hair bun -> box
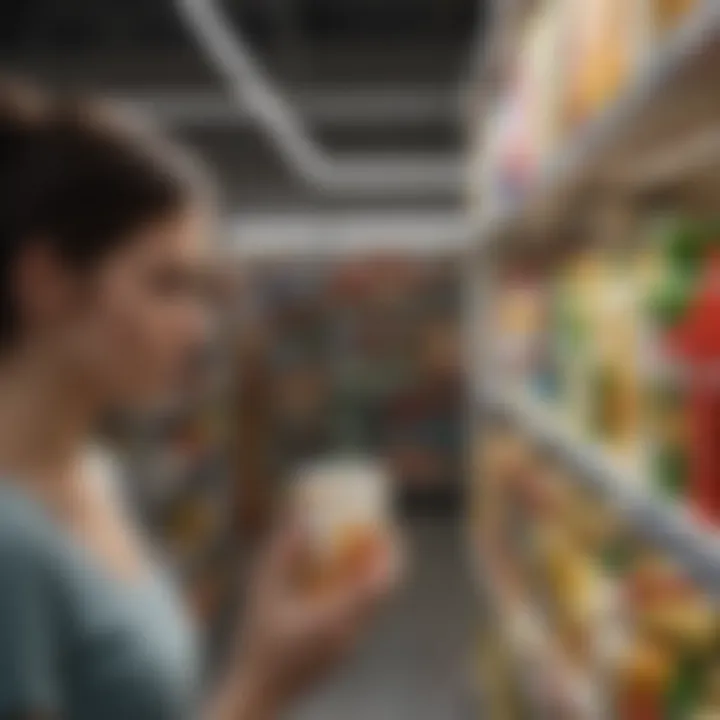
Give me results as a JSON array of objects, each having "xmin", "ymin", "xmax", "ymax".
[
  {"xmin": 0, "ymin": 76, "xmax": 204, "ymax": 350},
  {"xmin": 0, "ymin": 78, "xmax": 49, "ymax": 175},
  {"xmin": 0, "ymin": 77, "xmax": 47, "ymax": 122}
]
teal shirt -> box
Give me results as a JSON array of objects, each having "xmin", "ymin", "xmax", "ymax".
[{"xmin": 0, "ymin": 484, "xmax": 200, "ymax": 719}]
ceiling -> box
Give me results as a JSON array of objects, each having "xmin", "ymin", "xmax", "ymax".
[{"xmin": 1, "ymin": 0, "xmax": 487, "ymax": 216}]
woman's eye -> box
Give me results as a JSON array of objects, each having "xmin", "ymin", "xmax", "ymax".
[{"xmin": 149, "ymin": 267, "xmax": 202, "ymax": 297}]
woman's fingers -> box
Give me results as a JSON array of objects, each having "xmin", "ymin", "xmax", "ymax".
[
  {"xmin": 236, "ymin": 524, "xmax": 407, "ymax": 709},
  {"xmin": 303, "ymin": 532, "xmax": 406, "ymax": 639},
  {"xmin": 255, "ymin": 523, "xmax": 306, "ymax": 592},
  {"xmin": 367, "ymin": 532, "xmax": 406, "ymax": 595}
]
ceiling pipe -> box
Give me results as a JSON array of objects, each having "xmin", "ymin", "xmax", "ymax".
[
  {"xmin": 225, "ymin": 211, "xmax": 474, "ymax": 258},
  {"xmin": 175, "ymin": 0, "xmax": 465, "ymax": 197},
  {"xmin": 119, "ymin": 88, "xmax": 461, "ymax": 129}
]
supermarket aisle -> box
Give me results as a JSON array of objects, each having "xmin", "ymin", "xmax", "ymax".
[{"xmin": 289, "ymin": 520, "xmax": 478, "ymax": 720}]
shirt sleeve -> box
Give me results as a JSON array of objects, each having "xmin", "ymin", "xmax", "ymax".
[{"xmin": 0, "ymin": 539, "xmax": 61, "ymax": 716}]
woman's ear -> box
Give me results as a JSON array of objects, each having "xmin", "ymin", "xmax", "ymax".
[{"xmin": 13, "ymin": 239, "xmax": 78, "ymax": 338}]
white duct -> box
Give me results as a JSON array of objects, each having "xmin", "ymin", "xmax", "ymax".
[
  {"xmin": 225, "ymin": 211, "xmax": 474, "ymax": 258},
  {"xmin": 175, "ymin": 0, "xmax": 465, "ymax": 197}
]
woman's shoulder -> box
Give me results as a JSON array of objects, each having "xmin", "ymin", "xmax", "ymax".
[
  {"xmin": 0, "ymin": 484, "xmax": 63, "ymax": 573},
  {"xmin": 0, "ymin": 446, "xmax": 125, "ymax": 563}
]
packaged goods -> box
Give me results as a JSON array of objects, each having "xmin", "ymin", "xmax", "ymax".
[
  {"xmin": 647, "ymin": 219, "xmax": 720, "ymax": 523},
  {"xmin": 555, "ymin": 250, "xmax": 611, "ymax": 432},
  {"xmin": 473, "ymin": 0, "xmax": 719, "ymax": 704},
  {"xmin": 291, "ymin": 458, "xmax": 392, "ymax": 593},
  {"xmin": 615, "ymin": 637, "xmax": 673, "ymax": 719},
  {"xmin": 481, "ymin": 0, "xmax": 565, "ymax": 207},
  {"xmin": 500, "ymin": 215, "xmax": 720, "ymax": 517},
  {"xmin": 565, "ymin": 0, "xmax": 642, "ymax": 129},
  {"xmin": 486, "ymin": 91, "xmax": 534, "ymax": 210},
  {"xmin": 518, "ymin": 0, "xmax": 565, "ymax": 169},
  {"xmin": 647, "ymin": 380, "xmax": 690, "ymax": 500},
  {"xmin": 651, "ymin": 0, "xmax": 700, "ymax": 39},
  {"xmin": 642, "ymin": 220, "xmax": 696, "ymax": 502},
  {"xmin": 493, "ymin": 271, "xmax": 547, "ymax": 385},
  {"xmin": 588, "ymin": 254, "xmax": 643, "ymax": 463},
  {"xmin": 621, "ymin": 556, "xmax": 720, "ymax": 718},
  {"xmin": 551, "ymin": 246, "xmax": 644, "ymax": 463},
  {"xmin": 473, "ymin": 424, "xmax": 720, "ymax": 718}
]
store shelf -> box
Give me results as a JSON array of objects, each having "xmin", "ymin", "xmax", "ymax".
[
  {"xmin": 478, "ymin": 385, "xmax": 720, "ymax": 599},
  {"xmin": 478, "ymin": 1, "xmax": 720, "ymax": 247},
  {"xmin": 471, "ymin": 551, "xmax": 545, "ymax": 715},
  {"xmin": 472, "ymin": 547, "xmax": 603, "ymax": 718}
]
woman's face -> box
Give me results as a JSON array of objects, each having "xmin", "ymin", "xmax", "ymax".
[{"xmin": 54, "ymin": 208, "xmax": 211, "ymax": 411}]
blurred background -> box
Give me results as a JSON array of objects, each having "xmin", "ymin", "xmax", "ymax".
[
  {"xmin": 5, "ymin": 1, "xmax": 720, "ymax": 719},
  {"xmin": 0, "ymin": 2, "xmax": 480, "ymax": 718}
]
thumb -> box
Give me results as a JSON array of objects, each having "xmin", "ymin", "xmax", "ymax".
[{"xmin": 256, "ymin": 523, "xmax": 307, "ymax": 592}]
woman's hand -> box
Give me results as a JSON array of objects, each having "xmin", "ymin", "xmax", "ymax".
[{"xmin": 210, "ymin": 526, "xmax": 402, "ymax": 720}]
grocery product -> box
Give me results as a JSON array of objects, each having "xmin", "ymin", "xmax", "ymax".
[
  {"xmin": 564, "ymin": 0, "xmax": 643, "ymax": 129},
  {"xmin": 493, "ymin": 271, "xmax": 547, "ymax": 386},
  {"xmin": 615, "ymin": 636, "xmax": 674, "ymax": 719},
  {"xmin": 550, "ymin": 245, "xmax": 645, "ymax": 465},
  {"xmin": 551, "ymin": 254, "xmax": 593, "ymax": 425},
  {"xmin": 480, "ymin": 94, "xmax": 532, "ymax": 214},
  {"xmin": 291, "ymin": 458, "xmax": 393, "ymax": 593},
  {"xmin": 640, "ymin": 220, "xmax": 696, "ymax": 501},
  {"xmin": 518, "ymin": 0, "xmax": 565, "ymax": 169},
  {"xmin": 651, "ymin": 0, "xmax": 700, "ymax": 39},
  {"xmin": 473, "ymin": 424, "xmax": 720, "ymax": 719},
  {"xmin": 647, "ymin": 380, "xmax": 690, "ymax": 500},
  {"xmin": 472, "ymin": 0, "xmax": 717, "ymax": 713},
  {"xmin": 646, "ymin": 218, "xmax": 720, "ymax": 524},
  {"xmin": 589, "ymin": 254, "xmax": 644, "ymax": 463},
  {"xmin": 480, "ymin": 0, "xmax": 566, "ymax": 208},
  {"xmin": 478, "ymin": 0, "xmax": 703, "ymax": 219},
  {"xmin": 493, "ymin": 214, "xmax": 720, "ymax": 518}
]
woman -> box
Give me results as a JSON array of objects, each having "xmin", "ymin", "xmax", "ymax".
[{"xmin": 0, "ymin": 81, "xmax": 398, "ymax": 720}]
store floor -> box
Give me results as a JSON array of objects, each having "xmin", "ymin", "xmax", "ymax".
[{"xmin": 288, "ymin": 519, "xmax": 479, "ymax": 720}]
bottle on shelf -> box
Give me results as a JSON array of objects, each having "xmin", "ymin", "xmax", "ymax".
[{"xmin": 647, "ymin": 218, "xmax": 720, "ymax": 524}]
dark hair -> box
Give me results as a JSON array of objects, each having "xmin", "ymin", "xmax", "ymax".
[{"xmin": 0, "ymin": 78, "xmax": 209, "ymax": 347}]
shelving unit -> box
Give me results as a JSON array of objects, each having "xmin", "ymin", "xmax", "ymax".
[
  {"xmin": 474, "ymin": 1, "xmax": 720, "ymax": 248},
  {"xmin": 469, "ymin": 1, "xmax": 720, "ymax": 716},
  {"xmin": 474, "ymin": 547, "xmax": 603, "ymax": 718},
  {"xmin": 470, "ymin": 0, "xmax": 720, "ymax": 586},
  {"xmin": 480, "ymin": 385, "xmax": 720, "ymax": 598}
]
